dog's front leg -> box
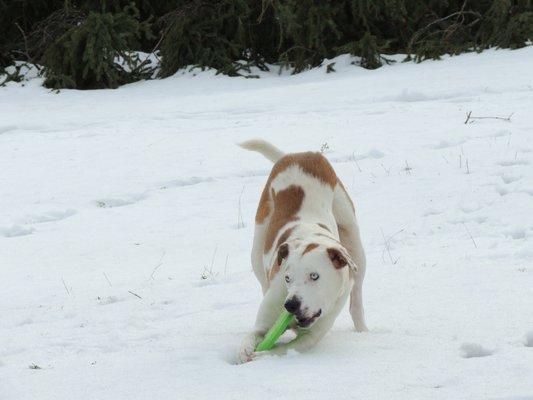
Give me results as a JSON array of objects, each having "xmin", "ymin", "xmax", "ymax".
[
  {"xmin": 236, "ymin": 280, "xmax": 286, "ymax": 364},
  {"xmin": 256, "ymin": 312, "xmax": 337, "ymax": 359}
]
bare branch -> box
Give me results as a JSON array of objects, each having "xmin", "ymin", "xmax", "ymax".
[
  {"xmin": 465, "ymin": 111, "xmax": 514, "ymax": 123},
  {"xmin": 150, "ymin": 251, "xmax": 166, "ymax": 280},
  {"xmin": 102, "ymin": 272, "xmax": 112, "ymax": 287},
  {"xmin": 128, "ymin": 290, "xmax": 142, "ymax": 299},
  {"xmin": 62, "ymin": 278, "xmax": 71, "ymax": 296},
  {"xmin": 462, "ymin": 223, "xmax": 477, "ymax": 248}
]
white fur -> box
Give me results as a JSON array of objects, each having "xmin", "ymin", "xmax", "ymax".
[
  {"xmin": 236, "ymin": 140, "xmax": 368, "ymax": 363},
  {"xmin": 238, "ymin": 139, "xmax": 285, "ymax": 163}
]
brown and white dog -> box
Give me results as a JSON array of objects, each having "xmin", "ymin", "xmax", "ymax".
[{"xmin": 236, "ymin": 139, "xmax": 368, "ymax": 363}]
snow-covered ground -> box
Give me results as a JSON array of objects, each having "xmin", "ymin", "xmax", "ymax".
[{"xmin": 1, "ymin": 48, "xmax": 533, "ymax": 400}]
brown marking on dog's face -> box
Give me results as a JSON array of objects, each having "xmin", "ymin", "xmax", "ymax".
[
  {"xmin": 255, "ymin": 152, "xmax": 337, "ymax": 224},
  {"xmin": 268, "ymin": 243, "xmax": 289, "ymax": 281},
  {"xmin": 327, "ymin": 248, "xmax": 348, "ymax": 269},
  {"xmin": 264, "ymin": 185, "xmax": 304, "ymax": 253},
  {"xmin": 317, "ymin": 223, "xmax": 331, "ymax": 232},
  {"xmin": 276, "ymin": 227, "xmax": 295, "ymax": 250},
  {"xmin": 277, "ymin": 243, "xmax": 289, "ymax": 265},
  {"xmin": 302, "ymin": 243, "xmax": 319, "ymax": 256}
]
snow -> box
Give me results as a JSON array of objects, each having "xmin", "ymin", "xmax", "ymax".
[
  {"xmin": 459, "ymin": 342, "xmax": 494, "ymax": 358},
  {"xmin": 1, "ymin": 47, "xmax": 533, "ymax": 399},
  {"xmin": 525, "ymin": 331, "xmax": 533, "ymax": 347}
]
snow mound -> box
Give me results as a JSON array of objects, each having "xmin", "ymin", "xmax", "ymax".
[
  {"xmin": 459, "ymin": 343, "xmax": 494, "ymax": 358},
  {"xmin": 524, "ymin": 331, "xmax": 533, "ymax": 347},
  {"xmin": 1, "ymin": 224, "xmax": 34, "ymax": 237}
]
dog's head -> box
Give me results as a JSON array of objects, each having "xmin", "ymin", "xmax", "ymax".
[{"xmin": 277, "ymin": 240, "xmax": 357, "ymax": 328}]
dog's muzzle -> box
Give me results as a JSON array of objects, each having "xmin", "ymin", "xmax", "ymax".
[{"xmin": 296, "ymin": 309, "xmax": 322, "ymax": 328}]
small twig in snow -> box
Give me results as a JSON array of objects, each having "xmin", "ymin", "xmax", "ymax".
[
  {"xmin": 462, "ymin": 223, "xmax": 477, "ymax": 249},
  {"xmin": 404, "ymin": 160, "xmax": 413, "ymax": 175},
  {"xmin": 128, "ymin": 290, "xmax": 142, "ymax": 299},
  {"xmin": 380, "ymin": 228, "xmax": 403, "ymax": 265},
  {"xmin": 150, "ymin": 251, "xmax": 166, "ymax": 281},
  {"xmin": 201, "ymin": 246, "xmax": 219, "ymax": 280},
  {"xmin": 102, "ymin": 272, "xmax": 112, "ymax": 287},
  {"xmin": 224, "ymin": 254, "xmax": 229, "ymax": 276},
  {"xmin": 62, "ymin": 278, "xmax": 71, "ymax": 296},
  {"xmin": 351, "ymin": 151, "xmax": 362, "ymax": 172},
  {"xmin": 465, "ymin": 111, "xmax": 514, "ymax": 124},
  {"xmin": 237, "ymin": 186, "xmax": 245, "ymax": 229},
  {"xmin": 210, "ymin": 246, "xmax": 217, "ymax": 270}
]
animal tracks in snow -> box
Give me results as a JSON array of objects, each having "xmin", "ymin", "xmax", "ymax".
[
  {"xmin": 497, "ymin": 158, "xmax": 530, "ymax": 167},
  {"xmin": 15, "ymin": 209, "xmax": 77, "ymax": 225},
  {"xmin": 500, "ymin": 173, "xmax": 522, "ymax": 184},
  {"xmin": 428, "ymin": 139, "xmax": 466, "ymax": 150},
  {"xmin": 159, "ymin": 176, "xmax": 214, "ymax": 189},
  {"xmin": 459, "ymin": 342, "xmax": 494, "ymax": 358},
  {"xmin": 94, "ymin": 193, "xmax": 147, "ymax": 209},
  {"xmin": 0, "ymin": 225, "xmax": 34, "ymax": 238},
  {"xmin": 94, "ymin": 177, "xmax": 214, "ymax": 210},
  {"xmin": 524, "ymin": 331, "xmax": 533, "ymax": 347},
  {"xmin": 1, "ymin": 209, "xmax": 76, "ymax": 238}
]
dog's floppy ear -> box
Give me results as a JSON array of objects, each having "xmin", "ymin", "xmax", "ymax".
[
  {"xmin": 327, "ymin": 247, "xmax": 358, "ymax": 272},
  {"xmin": 277, "ymin": 243, "xmax": 289, "ymax": 265}
]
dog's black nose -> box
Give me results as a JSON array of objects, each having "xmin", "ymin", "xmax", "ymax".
[{"xmin": 284, "ymin": 297, "xmax": 301, "ymax": 314}]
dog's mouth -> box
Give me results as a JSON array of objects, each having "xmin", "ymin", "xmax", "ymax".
[{"xmin": 296, "ymin": 309, "xmax": 322, "ymax": 328}]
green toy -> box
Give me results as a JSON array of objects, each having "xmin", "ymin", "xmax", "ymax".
[{"xmin": 255, "ymin": 310, "xmax": 294, "ymax": 352}]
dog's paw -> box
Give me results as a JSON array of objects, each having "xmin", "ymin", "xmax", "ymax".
[
  {"xmin": 235, "ymin": 350, "xmax": 253, "ymax": 364},
  {"xmin": 235, "ymin": 333, "xmax": 261, "ymax": 364},
  {"xmin": 250, "ymin": 350, "xmax": 272, "ymax": 361}
]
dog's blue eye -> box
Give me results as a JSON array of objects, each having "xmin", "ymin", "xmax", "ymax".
[
  {"xmin": 310, "ymin": 272, "xmax": 319, "ymax": 281},
  {"xmin": 285, "ymin": 275, "xmax": 290, "ymax": 283}
]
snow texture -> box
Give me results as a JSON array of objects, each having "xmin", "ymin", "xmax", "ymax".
[
  {"xmin": 1, "ymin": 48, "xmax": 533, "ymax": 400},
  {"xmin": 459, "ymin": 342, "xmax": 494, "ymax": 358}
]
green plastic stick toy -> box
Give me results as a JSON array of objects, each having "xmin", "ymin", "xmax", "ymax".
[{"xmin": 255, "ymin": 310, "xmax": 294, "ymax": 351}]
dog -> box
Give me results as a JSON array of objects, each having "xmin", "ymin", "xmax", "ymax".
[{"xmin": 236, "ymin": 139, "xmax": 368, "ymax": 363}]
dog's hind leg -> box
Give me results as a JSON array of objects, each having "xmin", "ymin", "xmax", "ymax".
[
  {"xmin": 332, "ymin": 183, "xmax": 369, "ymax": 332},
  {"xmin": 348, "ymin": 272, "xmax": 368, "ymax": 332},
  {"xmin": 251, "ymin": 221, "xmax": 269, "ymax": 295}
]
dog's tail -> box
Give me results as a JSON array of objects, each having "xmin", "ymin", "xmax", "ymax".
[{"xmin": 238, "ymin": 139, "xmax": 284, "ymax": 164}]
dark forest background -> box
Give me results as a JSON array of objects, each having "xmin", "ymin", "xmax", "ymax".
[{"xmin": 1, "ymin": 0, "xmax": 532, "ymax": 89}]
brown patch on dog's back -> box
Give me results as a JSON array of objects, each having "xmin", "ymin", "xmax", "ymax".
[
  {"xmin": 264, "ymin": 185, "xmax": 304, "ymax": 253},
  {"xmin": 255, "ymin": 188, "xmax": 271, "ymax": 224},
  {"xmin": 255, "ymin": 152, "xmax": 337, "ymax": 224},
  {"xmin": 302, "ymin": 243, "xmax": 319, "ymax": 256},
  {"xmin": 287, "ymin": 152, "xmax": 337, "ymax": 188}
]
